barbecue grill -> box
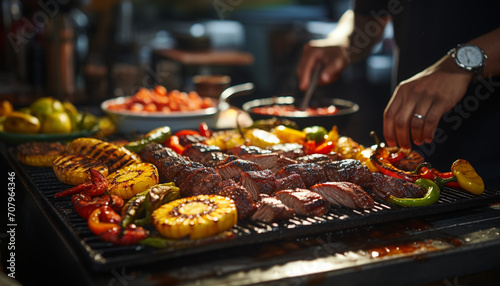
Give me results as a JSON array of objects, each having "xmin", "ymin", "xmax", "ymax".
[{"xmin": 4, "ymin": 147, "xmax": 500, "ymax": 286}]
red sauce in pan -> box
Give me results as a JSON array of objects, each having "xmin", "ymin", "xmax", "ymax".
[{"xmin": 251, "ymin": 104, "xmax": 338, "ymax": 116}]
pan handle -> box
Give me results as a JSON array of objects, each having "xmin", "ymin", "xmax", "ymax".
[{"xmin": 219, "ymin": 82, "xmax": 255, "ymax": 103}]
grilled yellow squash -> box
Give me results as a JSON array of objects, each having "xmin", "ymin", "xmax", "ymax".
[
  {"xmin": 68, "ymin": 137, "xmax": 140, "ymax": 173},
  {"xmin": 152, "ymin": 195, "xmax": 237, "ymax": 239},
  {"xmin": 52, "ymin": 155, "xmax": 109, "ymax": 185},
  {"xmin": 107, "ymin": 163, "xmax": 159, "ymax": 200},
  {"xmin": 17, "ymin": 142, "xmax": 67, "ymax": 167}
]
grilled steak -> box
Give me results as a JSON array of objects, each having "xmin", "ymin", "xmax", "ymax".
[
  {"xmin": 296, "ymin": 152, "xmax": 342, "ymax": 165},
  {"xmin": 251, "ymin": 197, "xmax": 294, "ymax": 223},
  {"xmin": 182, "ymin": 143, "xmax": 229, "ymax": 167},
  {"xmin": 240, "ymin": 170, "xmax": 277, "ymax": 199},
  {"xmin": 310, "ymin": 181, "xmax": 374, "ymax": 209},
  {"xmin": 179, "ymin": 167, "xmax": 222, "ymax": 197},
  {"xmin": 276, "ymin": 163, "xmax": 326, "ymax": 188},
  {"xmin": 370, "ymin": 173, "xmax": 426, "ymax": 200},
  {"xmin": 275, "ymin": 174, "xmax": 306, "ymax": 191},
  {"xmin": 216, "ymin": 159, "xmax": 261, "ymax": 180},
  {"xmin": 217, "ymin": 180, "xmax": 257, "ymax": 220},
  {"xmin": 323, "ymin": 159, "xmax": 374, "ymax": 188},
  {"xmin": 267, "ymin": 143, "xmax": 305, "ymax": 159},
  {"xmin": 275, "ymin": 188, "xmax": 329, "ymax": 217}
]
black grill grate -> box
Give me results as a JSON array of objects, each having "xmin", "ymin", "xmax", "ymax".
[{"xmin": 12, "ymin": 150, "xmax": 500, "ymax": 272}]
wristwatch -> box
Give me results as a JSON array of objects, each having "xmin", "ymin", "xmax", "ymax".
[{"xmin": 448, "ymin": 44, "xmax": 487, "ymax": 77}]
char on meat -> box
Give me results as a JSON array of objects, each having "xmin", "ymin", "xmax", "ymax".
[
  {"xmin": 310, "ymin": 181, "xmax": 374, "ymax": 209},
  {"xmin": 240, "ymin": 170, "xmax": 277, "ymax": 199},
  {"xmin": 275, "ymin": 188, "xmax": 329, "ymax": 217},
  {"xmin": 276, "ymin": 163, "xmax": 326, "ymax": 188},
  {"xmin": 216, "ymin": 179, "xmax": 256, "ymax": 220},
  {"xmin": 228, "ymin": 145, "xmax": 297, "ymax": 173},
  {"xmin": 323, "ymin": 159, "xmax": 374, "ymax": 188},
  {"xmin": 178, "ymin": 134, "xmax": 207, "ymax": 146},
  {"xmin": 251, "ymin": 197, "xmax": 295, "ymax": 223},
  {"xmin": 296, "ymin": 152, "xmax": 342, "ymax": 165},
  {"xmin": 216, "ymin": 158, "xmax": 261, "ymax": 180},
  {"xmin": 275, "ymin": 174, "xmax": 306, "ymax": 192},
  {"xmin": 267, "ymin": 143, "xmax": 305, "ymax": 159},
  {"xmin": 370, "ymin": 173, "xmax": 425, "ymax": 200},
  {"xmin": 179, "ymin": 167, "xmax": 222, "ymax": 197},
  {"xmin": 182, "ymin": 143, "xmax": 229, "ymax": 167}
]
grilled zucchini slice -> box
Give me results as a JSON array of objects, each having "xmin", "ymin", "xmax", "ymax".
[
  {"xmin": 107, "ymin": 163, "xmax": 159, "ymax": 200},
  {"xmin": 152, "ymin": 195, "xmax": 237, "ymax": 239},
  {"xmin": 52, "ymin": 155, "xmax": 109, "ymax": 185}
]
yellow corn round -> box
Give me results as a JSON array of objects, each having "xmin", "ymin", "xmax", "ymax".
[
  {"xmin": 152, "ymin": 195, "xmax": 237, "ymax": 239},
  {"xmin": 107, "ymin": 163, "xmax": 159, "ymax": 199}
]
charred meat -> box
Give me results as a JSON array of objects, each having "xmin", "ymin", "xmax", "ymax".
[
  {"xmin": 217, "ymin": 180, "xmax": 257, "ymax": 220},
  {"xmin": 370, "ymin": 173, "xmax": 426, "ymax": 200},
  {"xmin": 179, "ymin": 167, "xmax": 222, "ymax": 197},
  {"xmin": 267, "ymin": 143, "xmax": 305, "ymax": 159},
  {"xmin": 216, "ymin": 159, "xmax": 261, "ymax": 180},
  {"xmin": 275, "ymin": 188, "xmax": 329, "ymax": 217},
  {"xmin": 275, "ymin": 174, "xmax": 306, "ymax": 192},
  {"xmin": 240, "ymin": 170, "xmax": 277, "ymax": 199},
  {"xmin": 310, "ymin": 181, "xmax": 374, "ymax": 209},
  {"xmin": 251, "ymin": 197, "xmax": 295, "ymax": 223},
  {"xmin": 323, "ymin": 159, "xmax": 374, "ymax": 188},
  {"xmin": 276, "ymin": 163, "xmax": 326, "ymax": 188}
]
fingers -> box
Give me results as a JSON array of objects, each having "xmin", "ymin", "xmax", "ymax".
[{"xmin": 297, "ymin": 44, "xmax": 318, "ymax": 91}]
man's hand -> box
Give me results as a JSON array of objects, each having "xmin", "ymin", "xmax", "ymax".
[{"xmin": 383, "ymin": 55, "xmax": 473, "ymax": 149}]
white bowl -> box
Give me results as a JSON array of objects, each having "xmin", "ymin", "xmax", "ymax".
[{"xmin": 101, "ymin": 96, "xmax": 222, "ymax": 135}]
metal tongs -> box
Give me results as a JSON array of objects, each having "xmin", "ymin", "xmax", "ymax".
[{"xmin": 300, "ymin": 63, "xmax": 322, "ymax": 110}]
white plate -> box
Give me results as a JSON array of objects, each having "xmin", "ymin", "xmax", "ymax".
[{"xmin": 100, "ymin": 97, "xmax": 222, "ymax": 134}]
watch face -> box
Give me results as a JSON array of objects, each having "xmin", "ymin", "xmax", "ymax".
[{"xmin": 456, "ymin": 45, "xmax": 484, "ymax": 69}]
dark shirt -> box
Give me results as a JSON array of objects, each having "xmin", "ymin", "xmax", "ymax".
[{"xmin": 353, "ymin": 0, "xmax": 500, "ymax": 188}]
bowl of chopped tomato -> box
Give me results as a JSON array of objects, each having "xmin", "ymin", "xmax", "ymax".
[
  {"xmin": 242, "ymin": 96, "xmax": 359, "ymax": 128},
  {"xmin": 101, "ymin": 85, "xmax": 222, "ymax": 134}
]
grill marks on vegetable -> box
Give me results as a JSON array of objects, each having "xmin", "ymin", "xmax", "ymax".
[{"xmin": 139, "ymin": 142, "xmax": 425, "ymax": 223}]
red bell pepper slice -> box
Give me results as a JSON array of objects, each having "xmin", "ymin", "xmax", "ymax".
[
  {"xmin": 167, "ymin": 135, "xmax": 185, "ymax": 154},
  {"xmin": 88, "ymin": 206, "xmax": 121, "ymax": 236},
  {"xmin": 198, "ymin": 122, "xmax": 212, "ymax": 137}
]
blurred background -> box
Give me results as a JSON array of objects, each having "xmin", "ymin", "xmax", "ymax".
[{"xmin": 0, "ymin": 0, "xmax": 395, "ymax": 144}]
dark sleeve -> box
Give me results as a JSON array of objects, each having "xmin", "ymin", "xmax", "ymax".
[{"xmin": 352, "ymin": 0, "xmax": 389, "ymax": 15}]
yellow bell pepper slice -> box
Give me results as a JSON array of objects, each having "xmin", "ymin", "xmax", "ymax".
[{"xmin": 451, "ymin": 159, "xmax": 485, "ymax": 195}]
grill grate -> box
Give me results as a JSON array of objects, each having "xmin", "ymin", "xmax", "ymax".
[{"xmin": 12, "ymin": 150, "xmax": 500, "ymax": 272}]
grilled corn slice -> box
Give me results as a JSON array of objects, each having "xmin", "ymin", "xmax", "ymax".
[
  {"xmin": 17, "ymin": 142, "xmax": 67, "ymax": 167},
  {"xmin": 68, "ymin": 137, "xmax": 140, "ymax": 173},
  {"xmin": 52, "ymin": 155, "xmax": 109, "ymax": 185},
  {"xmin": 152, "ymin": 195, "xmax": 237, "ymax": 239},
  {"xmin": 107, "ymin": 163, "xmax": 159, "ymax": 200}
]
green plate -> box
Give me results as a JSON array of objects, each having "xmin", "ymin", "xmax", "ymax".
[{"xmin": 0, "ymin": 127, "xmax": 99, "ymax": 145}]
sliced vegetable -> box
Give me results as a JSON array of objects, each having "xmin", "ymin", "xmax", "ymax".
[
  {"xmin": 152, "ymin": 195, "xmax": 237, "ymax": 239},
  {"xmin": 387, "ymin": 178, "xmax": 440, "ymax": 207},
  {"xmin": 451, "ymin": 159, "xmax": 485, "ymax": 195},
  {"xmin": 167, "ymin": 135, "xmax": 185, "ymax": 154},
  {"xmin": 100, "ymin": 224, "xmax": 149, "ymax": 245},
  {"xmin": 244, "ymin": 128, "xmax": 281, "ymax": 148},
  {"xmin": 303, "ymin": 126, "xmax": 328, "ymax": 143},
  {"xmin": 314, "ymin": 140, "xmax": 335, "ymax": 154},
  {"xmin": 198, "ymin": 122, "xmax": 212, "ymax": 137},
  {"xmin": 88, "ymin": 206, "xmax": 121, "ymax": 236},
  {"xmin": 274, "ymin": 125, "xmax": 306, "ymax": 143},
  {"xmin": 124, "ymin": 126, "xmax": 171, "ymax": 153}
]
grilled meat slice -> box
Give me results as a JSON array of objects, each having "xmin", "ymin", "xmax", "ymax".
[
  {"xmin": 216, "ymin": 159, "xmax": 261, "ymax": 180},
  {"xmin": 240, "ymin": 170, "xmax": 277, "ymax": 199},
  {"xmin": 251, "ymin": 197, "xmax": 295, "ymax": 223},
  {"xmin": 276, "ymin": 163, "xmax": 326, "ymax": 188},
  {"xmin": 323, "ymin": 159, "xmax": 374, "ymax": 188},
  {"xmin": 268, "ymin": 143, "xmax": 305, "ymax": 159},
  {"xmin": 310, "ymin": 182, "xmax": 374, "ymax": 209},
  {"xmin": 178, "ymin": 134, "xmax": 208, "ymax": 146},
  {"xmin": 217, "ymin": 180, "xmax": 256, "ymax": 220},
  {"xmin": 275, "ymin": 188, "xmax": 329, "ymax": 217},
  {"xmin": 275, "ymin": 174, "xmax": 306, "ymax": 192},
  {"xmin": 179, "ymin": 167, "xmax": 222, "ymax": 197},
  {"xmin": 370, "ymin": 173, "xmax": 426, "ymax": 200},
  {"xmin": 296, "ymin": 152, "xmax": 342, "ymax": 165},
  {"xmin": 182, "ymin": 143, "xmax": 229, "ymax": 167},
  {"xmin": 139, "ymin": 142, "xmax": 183, "ymax": 163},
  {"xmin": 227, "ymin": 145, "xmax": 273, "ymax": 157}
]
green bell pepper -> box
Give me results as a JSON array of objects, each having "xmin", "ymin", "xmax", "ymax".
[{"xmin": 387, "ymin": 178, "xmax": 440, "ymax": 207}]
